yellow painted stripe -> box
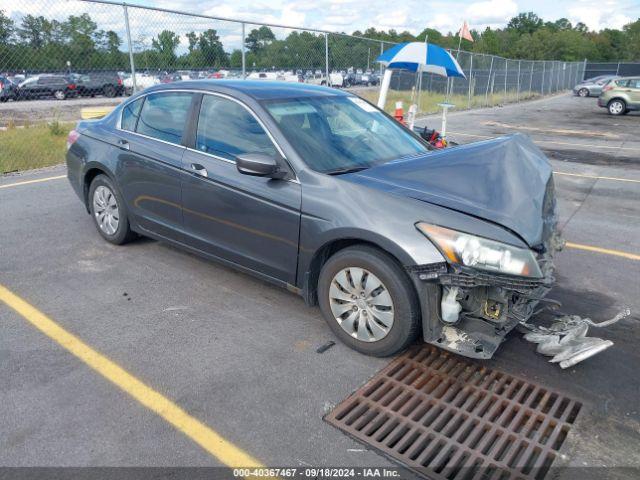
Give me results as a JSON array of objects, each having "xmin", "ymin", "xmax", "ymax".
[
  {"xmin": 553, "ymin": 171, "xmax": 640, "ymax": 184},
  {"xmin": 566, "ymin": 242, "xmax": 640, "ymax": 261},
  {"xmin": 0, "ymin": 175, "xmax": 66, "ymax": 189},
  {"xmin": 0, "ymin": 283, "xmax": 263, "ymax": 467}
]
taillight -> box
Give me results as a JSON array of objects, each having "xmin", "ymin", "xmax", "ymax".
[
  {"xmin": 67, "ymin": 129, "xmax": 80, "ymax": 150},
  {"xmin": 68, "ymin": 83, "xmax": 76, "ymax": 90},
  {"xmin": 118, "ymin": 77, "xmax": 123, "ymax": 85},
  {"xmin": 602, "ymin": 83, "xmax": 614, "ymax": 92}
]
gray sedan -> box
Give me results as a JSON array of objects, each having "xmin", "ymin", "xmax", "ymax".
[
  {"xmin": 66, "ymin": 80, "xmax": 560, "ymax": 361},
  {"xmin": 573, "ymin": 75, "xmax": 619, "ymax": 97}
]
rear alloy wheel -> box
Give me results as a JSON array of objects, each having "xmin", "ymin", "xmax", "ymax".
[
  {"xmin": 577, "ymin": 88, "xmax": 589, "ymax": 97},
  {"xmin": 608, "ymin": 99, "xmax": 626, "ymax": 115},
  {"xmin": 103, "ymin": 84, "xmax": 116, "ymax": 97},
  {"xmin": 88, "ymin": 175, "xmax": 136, "ymax": 245},
  {"xmin": 53, "ymin": 89, "xmax": 66, "ymax": 100},
  {"xmin": 318, "ymin": 246, "xmax": 420, "ymax": 357}
]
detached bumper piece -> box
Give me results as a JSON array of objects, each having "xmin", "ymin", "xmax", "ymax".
[{"xmin": 521, "ymin": 309, "xmax": 630, "ymax": 369}]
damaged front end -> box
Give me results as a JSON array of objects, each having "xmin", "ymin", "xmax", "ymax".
[{"xmin": 412, "ymin": 177, "xmax": 625, "ymax": 368}]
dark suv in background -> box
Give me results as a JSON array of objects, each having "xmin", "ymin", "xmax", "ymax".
[
  {"xmin": 75, "ymin": 72, "xmax": 124, "ymax": 97},
  {"xmin": 17, "ymin": 74, "xmax": 78, "ymax": 100}
]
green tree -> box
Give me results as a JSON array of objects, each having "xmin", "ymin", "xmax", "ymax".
[
  {"xmin": 245, "ymin": 26, "xmax": 275, "ymax": 53},
  {"xmin": 152, "ymin": 30, "xmax": 180, "ymax": 67},
  {"xmin": 18, "ymin": 15, "xmax": 51, "ymax": 48},
  {"xmin": 507, "ymin": 12, "xmax": 543, "ymax": 35},
  {"xmin": 0, "ymin": 9, "xmax": 14, "ymax": 43}
]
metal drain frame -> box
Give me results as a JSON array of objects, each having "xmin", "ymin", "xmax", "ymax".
[{"xmin": 325, "ymin": 346, "xmax": 582, "ymax": 480}]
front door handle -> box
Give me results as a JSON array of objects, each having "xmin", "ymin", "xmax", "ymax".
[
  {"xmin": 190, "ymin": 163, "xmax": 208, "ymax": 177},
  {"xmin": 117, "ymin": 139, "xmax": 129, "ymax": 150}
]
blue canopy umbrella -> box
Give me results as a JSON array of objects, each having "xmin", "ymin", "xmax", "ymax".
[
  {"xmin": 376, "ymin": 42, "xmax": 466, "ymax": 77},
  {"xmin": 375, "ymin": 42, "xmax": 466, "ymax": 132}
]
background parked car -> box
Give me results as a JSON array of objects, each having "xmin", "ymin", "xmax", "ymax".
[
  {"xmin": 17, "ymin": 74, "xmax": 78, "ymax": 100},
  {"xmin": 573, "ymin": 75, "xmax": 619, "ymax": 97},
  {"xmin": 75, "ymin": 72, "xmax": 124, "ymax": 97},
  {"xmin": 598, "ymin": 76, "xmax": 640, "ymax": 115},
  {"xmin": 0, "ymin": 75, "xmax": 18, "ymax": 102},
  {"xmin": 123, "ymin": 73, "xmax": 160, "ymax": 95}
]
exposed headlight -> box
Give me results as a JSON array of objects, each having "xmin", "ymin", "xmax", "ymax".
[{"xmin": 416, "ymin": 223, "xmax": 543, "ymax": 278}]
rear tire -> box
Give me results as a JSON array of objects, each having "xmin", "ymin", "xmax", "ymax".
[
  {"xmin": 608, "ymin": 99, "xmax": 626, "ymax": 115},
  {"xmin": 317, "ymin": 245, "xmax": 420, "ymax": 357},
  {"xmin": 103, "ymin": 84, "xmax": 116, "ymax": 97},
  {"xmin": 88, "ymin": 175, "xmax": 136, "ymax": 245},
  {"xmin": 53, "ymin": 89, "xmax": 66, "ymax": 100},
  {"xmin": 577, "ymin": 88, "xmax": 589, "ymax": 97}
]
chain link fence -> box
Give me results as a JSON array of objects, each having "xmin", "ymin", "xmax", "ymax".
[{"xmin": 1, "ymin": 0, "xmax": 586, "ymax": 173}]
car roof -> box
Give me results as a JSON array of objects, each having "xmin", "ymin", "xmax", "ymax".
[{"xmin": 145, "ymin": 79, "xmax": 350, "ymax": 100}]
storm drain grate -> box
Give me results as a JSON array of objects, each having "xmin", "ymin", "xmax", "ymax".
[{"xmin": 325, "ymin": 346, "xmax": 582, "ymax": 480}]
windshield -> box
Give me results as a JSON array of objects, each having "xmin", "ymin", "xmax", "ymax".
[{"xmin": 262, "ymin": 95, "xmax": 428, "ymax": 174}]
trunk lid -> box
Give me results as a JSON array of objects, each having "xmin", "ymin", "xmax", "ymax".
[{"xmin": 341, "ymin": 134, "xmax": 553, "ymax": 247}]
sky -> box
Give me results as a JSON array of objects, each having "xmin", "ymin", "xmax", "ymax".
[{"xmin": 3, "ymin": 0, "xmax": 640, "ymax": 52}]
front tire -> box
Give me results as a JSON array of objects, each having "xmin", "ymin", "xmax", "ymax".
[
  {"xmin": 577, "ymin": 88, "xmax": 589, "ymax": 97},
  {"xmin": 53, "ymin": 89, "xmax": 66, "ymax": 100},
  {"xmin": 608, "ymin": 99, "xmax": 626, "ymax": 115},
  {"xmin": 88, "ymin": 175, "xmax": 136, "ymax": 245},
  {"xmin": 317, "ymin": 246, "xmax": 420, "ymax": 357}
]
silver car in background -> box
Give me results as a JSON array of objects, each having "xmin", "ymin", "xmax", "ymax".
[{"xmin": 573, "ymin": 75, "xmax": 619, "ymax": 97}]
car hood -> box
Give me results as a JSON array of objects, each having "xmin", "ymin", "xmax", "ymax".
[{"xmin": 341, "ymin": 134, "xmax": 553, "ymax": 247}]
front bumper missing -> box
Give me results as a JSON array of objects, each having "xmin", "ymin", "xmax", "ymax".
[{"xmin": 410, "ymin": 258, "xmax": 628, "ymax": 368}]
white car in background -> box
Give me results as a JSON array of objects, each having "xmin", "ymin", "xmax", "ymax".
[
  {"xmin": 306, "ymin": 71, "xmax": 344, "ymax": 87},
  {"xmin": 123, "ymin": 73, "xmax": 160, "ymax": 95}
]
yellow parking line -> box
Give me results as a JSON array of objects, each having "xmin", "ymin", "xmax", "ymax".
[
  {"xmin": 553, "ymin": 171, "xmax": 640, "ymax": 184},
  {"xmin": 0, "ymin": 175, "xmax": 67, "ymax": 189},
  {"xmin": 0, "ymin": 283, "xmax": 263, "ymax": 468},
  {"xmin": 566, "ymin": 242, "xmax": 640, "ymax": 261}
]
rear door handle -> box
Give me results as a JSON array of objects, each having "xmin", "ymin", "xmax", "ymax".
[
  {"xmin": 117, "ymin": 139, "xmax": 129, "ymax": 150},
  {"xmin": 190, "ymin": 163, "xmax": 208, "ymax": 177}
]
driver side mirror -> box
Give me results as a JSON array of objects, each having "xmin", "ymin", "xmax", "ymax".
[{"xmin": 236, "ymin": 153, "xmax": 287, "ymax": 179}]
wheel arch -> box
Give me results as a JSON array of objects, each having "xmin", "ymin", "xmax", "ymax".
[
  {"xmin": 301, "ymin": 236, "xmax": 417, "ymax": 307},
  {"xmin": 83, "ymin": 165, "xmax": 115, "ymax": 212}
]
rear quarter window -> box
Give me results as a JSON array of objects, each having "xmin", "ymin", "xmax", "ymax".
[
  {"xmin": 135, "ymin": 92, "xmax": 193, "ymax": 144},
  {"xmin": 120, "ymin": 97, "xmax": 144, "ymax": 132}
]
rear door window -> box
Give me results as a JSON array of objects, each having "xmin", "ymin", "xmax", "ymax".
[
  {"xmin": 136, "ymin": 92, "xmax": 193, "ymax": 145},
  {"xmin": 195, "ymin": 94, "xmax": 277, "ymax": 161},
  {"xmin": 121, "ymin": 97, "xmax": 144, "ymax": 132}
]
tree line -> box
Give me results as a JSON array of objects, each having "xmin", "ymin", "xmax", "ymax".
[{"xmin": 0, "ymin": 10, "xmax": 638, "ymax": 74}]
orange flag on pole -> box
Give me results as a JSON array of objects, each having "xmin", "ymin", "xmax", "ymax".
[{"xmin": 458, "ymin": 21, "xmax": 474, "ymax": 42}]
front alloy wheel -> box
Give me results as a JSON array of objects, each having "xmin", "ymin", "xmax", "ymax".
[
  {"xmin": 329, "ymin": 267, "xmax": 394, "ymax": 342},
  {"xmin": 317, "ymin": 245, "xmax": 421, "ymax": 357},
  {"xmin": 578, "ymin": 88, "xmax": 589, "ymax": 97},
  {"xmin": 53, "ymin": 90, "xmax": 66, "ymax": 100},
  {"xmin": 93, "ymin": 185, "xmax": 119, "ymax": 235}
]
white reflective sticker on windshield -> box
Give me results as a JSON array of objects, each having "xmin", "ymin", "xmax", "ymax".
[
  {"xmin": 347, "ymin": 97, "xmax": 378, "ymax": 112},
  {"xmin": 269, "ymin": 103, "xmax": 317, "ymax": 116}
]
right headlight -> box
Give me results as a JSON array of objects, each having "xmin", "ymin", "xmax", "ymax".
[{"xmin": 416, "ymin": 223, "xmax": 543, "ymax": 278}]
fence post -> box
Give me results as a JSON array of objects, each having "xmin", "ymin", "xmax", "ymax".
[
  {"xmin": 528, "ymin": 61, "xmax": 534, "ymax": 95},
  {"xmin": 616, "ymin": 62, "xmax": 620, "ymax": 75},
  {"xmin": 123, "ymin": 4, "xmax": 137, "ymax": 93},
  {"xmin": 504, "ymin": 59, "xmax": 508, "ymax": 101},
  {"xmin": 582, "ymin": 58, "xmax": 587, "ymax": 82},
  {"xmin": 241, "ymin": 22, "xmax": 246, "ymax": 79},
  {"xmin": 541, "ymin": 61, "xmax": 546, "ymax": 94},
  {"xmin": 484, "ymin": 55, "xmax": 494, "ymax": 106},
  {"xmin": 325, "ymin": 33, "xmax": 329, "ymax": 86},
  {"xmin": 467, "ymin": 53, "xmax": 473, "ymax": 109},
  {"xmin": 516, "ymin": 59, "xmax": 521, "ymax": 102}
]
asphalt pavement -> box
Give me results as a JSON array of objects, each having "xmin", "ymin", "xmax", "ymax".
[{"xmin": 1, "ymin": 93, "xmax": 639, "ymax": 475}]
